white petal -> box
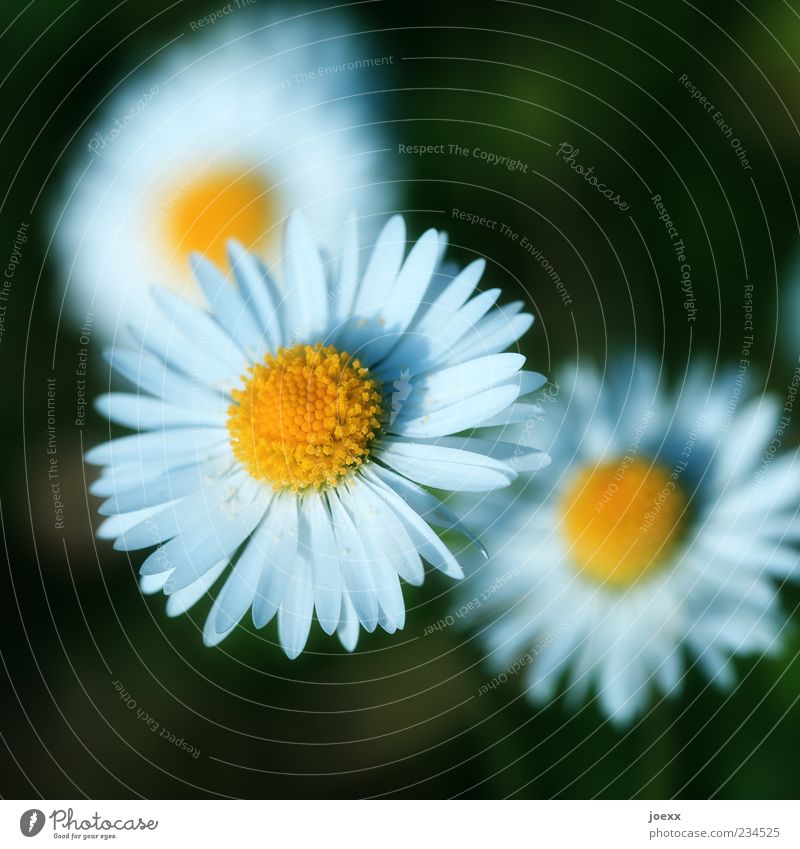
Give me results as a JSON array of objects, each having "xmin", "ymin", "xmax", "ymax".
[
  {"xmin": 94, "ymin": 392, "xmax": 227, "ymax": 430},
  {"xmin": 97, "ymin": 506, "xmax": 166, "ymax": 541},
  {"xmin": 391, "ymin": 384, "xmax": 520, "ymax": 438},
  {"xmin": 652, "ymin": 644, "xmax": 685, "ymax": 697},
  {"xmin": 277, "ymin": 557, "xmax": 314, "ymax": 659},
  {"xmin": 353, "ymin": 215, "xmax": 406, "ymax": 316},
  {"xmin": 358, "ymin": 228, "xmax": 439, "ymax": 364},
  {"xmin": 283, "ymin": 210, "xmax": 329, "ymax": 341},
  {"xmin": 450, "ymin": 310, "xmax": 533, "ymax": 362},
  {"xmin": 330, "ymin": 213, "xmax": 360, "ymax": 331},
  {"xmin": 365, "ymin": 464, "xmax": 485, "ymax": 556},
  {"xmin": 515, "ymin": 371, "xmax": 548, "ymax": 397},
  {"xmin": 327, "ymin": 491, "xmax": 379, "ymax": 631},
  {"xmin": 391, "ymin": 353, "xmax": 525, "ymax": 419},
  {"xmin": 401, "ymin": 288, "xmax": 500, "ymax": 372},
  {"xmin": 714, "ymin": 396, "xmax": 781, "ymax": 486},
  {"xmin": 382, "ymin": 258, "xmax": 485, "ymax": 373},
  {"xmin": 252, "ymin": 495, "xmax": 300, "ymax": 629},
  {"xmin": 191, "ymin": 253, "xmax": 263, "ymax": 356},
  {"xmin": 167, "ymin": 559, "xmax": 227, "ymax": 617},
  {"xmin": 85, "ymin": 427, "xmax": 227, "ymax": 466},
  {"xmin": 339, "ymin": 490, "xmax": 406, "ymax": 632},
  {"xmin": 227, "ymin": 240, "xmax": 284, "ymax": 352},
  {"xmin": 691, "ymin": 641, "xmax": 737, "ymax": 690},
  {"xmin": 475, "ymin": 401, "xmax": 543, "ymax": 429},
  {"xmin": 346, "ymin": 479, "xmax": 425, "ymax": 587},
  {"xmin": 408, "ymin": 435, "xmax": 550, "ymax": 473},
  {"xmin": 360, "ymin": 470, "xmax": 464, "ymax": 579},
  {"xmin": 527, "ymin": 620, "xmax": 584, "ymax": 702},
  {"xmin": 300, "ymin": 493, "xmax": 342, "ymax": 635},
  {"xmin": 154, "ymin": 496, "xmax": 266, "ymax": 590},
  {"xmin": 152, "ymin": 287, "xmax": 249, "ymax": 370},
  {"xmin": 140, "ymin": 571, "xmax": 171, "ymax": 595},
  {"xmin": 100, "ymin": 454, "xmax": 233, "ymax": 515},
  {"xmin": 128, "ymin": 316, "xmax": 240, "ymax": 393},
  {"xmin": 207, "ymin": 543, "xmax": 263, "ymax": 634},
  {"xmin": 337, "ymin": 592, "xmax": 360, "ymax": 652},
  {"xmin": 103, "ymin": 348, "xmax": 226, "ymax": 409},
  {"xmin": 376, "ymin": 442, "xmax": 516, "ymax": 492},
  {"xmin": 90, "ymin": 460, "xmax": 166, "ymax": 497},
  {"xmin": 112, "ymin": 470, "xmax": 242, "ymax": 550}
]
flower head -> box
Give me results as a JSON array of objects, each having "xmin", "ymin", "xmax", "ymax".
[
  {"xmin": 88, "ymin": 212, "xmax": 548, "ymax": 657},
  {"xmin": 462, "ymin": 357, "xmax": 800, "ymax": 724},
  {"xmin": 51, "ymin": 9, "xmax": 396, "ymax": 342}
]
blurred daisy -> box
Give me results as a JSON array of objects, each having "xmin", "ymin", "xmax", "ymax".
[
  {"xmin": 87, "ymin": 213, "xmax": 548, "ymax": 657},
  {"xmin": 51, "ymin": 9, "xmax": 396, "ymax": 342},
  {"xmin": 464, "ymin": 357, "xmax": 800, "ymax": 724}
]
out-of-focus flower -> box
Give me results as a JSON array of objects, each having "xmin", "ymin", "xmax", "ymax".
[
  {"xmin": 51, "ymin": 9, "xmax": 397, "ymax": 342},
  {"xmin": 461, "ymin": 357, "xmax": 800, "ymax": 724},
  {"xmin": 86, "ymin": 213, "xmax": 548, "ymax": 657}
]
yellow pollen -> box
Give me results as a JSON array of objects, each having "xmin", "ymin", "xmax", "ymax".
[
  {"xmin": 163, "ymin": 166, "xmax": 274, "ymax": 268},
  {"xmin": 559, "ymin": 458, "xmax": 687, "ymax": 586},
  {"xmin": 227, "ymin": 344, "xmax": 383, "ymax": 491}
]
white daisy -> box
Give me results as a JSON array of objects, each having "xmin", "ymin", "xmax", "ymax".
[
  {"xmin": 87, "ymin": 212, "xmax": 549, "ymax": 657},
  {"xmin": 463, "ymin": 356, "xmax": 800, "ymax": 724},
  {"xmin": 51, "ymin": 9, "xmax": 396, "ymax": 343}
]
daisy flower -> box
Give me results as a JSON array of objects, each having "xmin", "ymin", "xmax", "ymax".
[
  {"xmin": 463, "ymin": 357, "xmax": 800, "ymax": 724},
  {"xmin": 51, "ymin": 9, "xmax": 396, "ymax": 342},
  {"xmin": 87, "ymin": 213, "xmax": 549, "ymax": 657}
]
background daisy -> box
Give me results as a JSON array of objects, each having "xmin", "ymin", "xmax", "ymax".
[
  {"xmin": 88, "ymin": 212, "xmax": 548, "ymax": 658},
  {"xmin": 461, "ymin": 356, "xmax": 800, "ymax": 725},
  {"xmin": 50, "ymin": 8, "xmax": 397, "ymax": 343}
]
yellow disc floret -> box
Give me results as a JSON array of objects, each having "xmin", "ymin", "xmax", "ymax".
[
  {"xmin": 163, "ymin": 167, "xmax": 275, "ymax": 268},
  {"xmin": 559, "ymin": 458, "xmax": 687, "ymax": 586},
  {"xmin": 228, "ymin": 343, "xmax": 383, "ymax": 491}
]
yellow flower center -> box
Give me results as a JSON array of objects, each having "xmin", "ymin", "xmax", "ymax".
[
  {"xmin": 559, "ymin": 458, "xmax": 687, "ymax": 586},
  {"xmin": 163, "ymin": 166, "xmax": 275, "ymax": 268},
  {"xmin": 227, "ymin": 344, "xmax": 383, "ymax": 491}
]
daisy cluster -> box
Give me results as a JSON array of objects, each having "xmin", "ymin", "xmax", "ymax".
[{"xmin": 61, "ymin": 7, "xmax": 800, "ymax": 730}]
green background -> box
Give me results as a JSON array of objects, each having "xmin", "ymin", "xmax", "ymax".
[{"xmin": 1, "ymin": 0, "xmax": 800, "ymax": 798}]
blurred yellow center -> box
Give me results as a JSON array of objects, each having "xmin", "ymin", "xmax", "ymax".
[
  {"xmin": 559, "ymin": 458, "xmax": 686, "ymax": 586},
  {"xmin": 165, "ymin": 167, "xmax": 273, "ymax": 266},
  {"xmin": 227, "ymin": 344, "xmax": 383, "ymax": 491}
]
